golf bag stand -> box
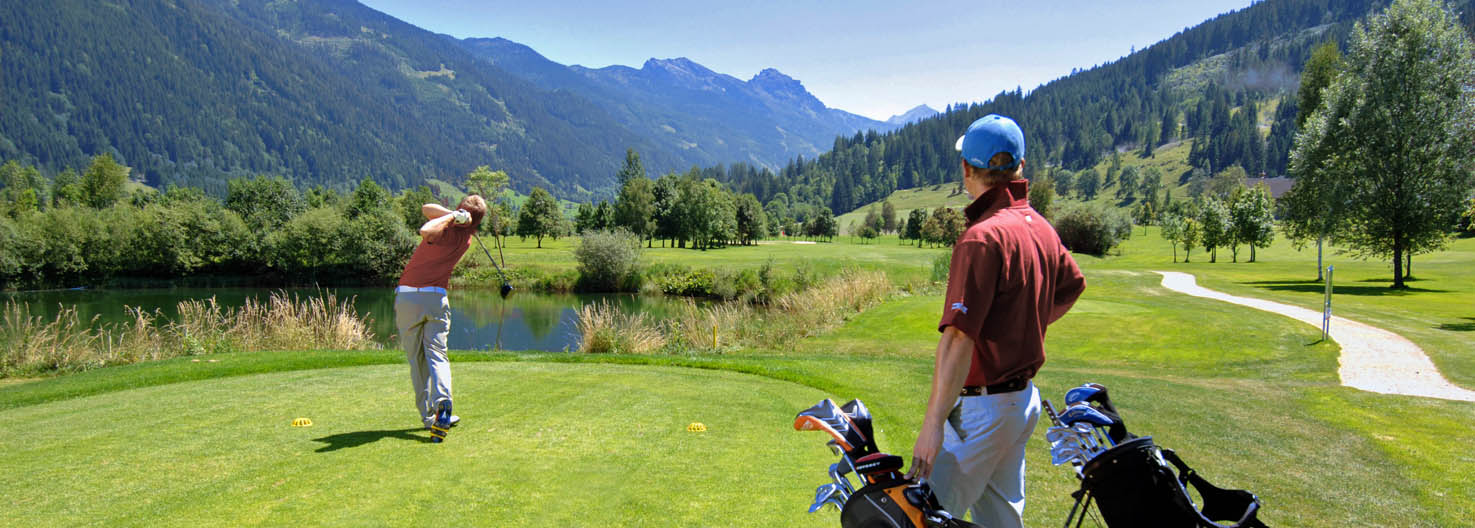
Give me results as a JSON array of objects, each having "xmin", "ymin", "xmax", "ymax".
[{"xmin": 1064, "ymin": 436, "xmax": 1269, "ymax": 528}]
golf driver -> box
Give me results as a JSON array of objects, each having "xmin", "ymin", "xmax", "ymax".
[{"xmin": 471, "ymin": 232, "xmax": 513, "ymax": 298}]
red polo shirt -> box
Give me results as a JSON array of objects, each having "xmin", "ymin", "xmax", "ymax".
[
  {"xmin": 938, "ymin": 180, "xmax": 1086, "ymax": 387},
  {"xmin": 398, "ymin": 225, "xmax": 475, "ymax": 289}
]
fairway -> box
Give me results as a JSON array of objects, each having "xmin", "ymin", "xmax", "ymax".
[{"xmin": 0, "ymin": 363, "xmax": 837, "ymax": 527}]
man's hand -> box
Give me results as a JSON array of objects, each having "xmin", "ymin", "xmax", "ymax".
[
  {"xmin": 452, "ymin": 209, "xmax": 472, "ymax": 225},
  {"xmin": 909, "ymin": 422, "xmax": 945, "ymax": 479}
]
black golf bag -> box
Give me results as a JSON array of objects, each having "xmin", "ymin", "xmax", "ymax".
[
  {"xmin": 1068, "ymin": 436, "xmax": 1268, "ymax": 528},
  {"xmin": 841, "ymin": 474, "xmax": 977, "ymax": 528}
]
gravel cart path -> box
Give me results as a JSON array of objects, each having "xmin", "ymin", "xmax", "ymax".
[{"xmin": 1156, "ymin": 271, "xmax": 1475, "ymax": 402}]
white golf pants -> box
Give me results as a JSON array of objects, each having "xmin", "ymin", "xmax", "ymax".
[
  {"xmin": 931, "ymin": 382, "xmax": 1041, "ymax": 528},
  {"xmin": 394, "ymin": 291, "xmax": 453, "ymax": 426}
]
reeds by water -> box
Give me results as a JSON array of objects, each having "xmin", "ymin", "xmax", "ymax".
[
  {"xmin": 1, "ymin": 291, "xmax": 376, "ymax": 377},
  {"xmin": 575, "ymin": 270, "xmax": 892, "ymax": 354}
]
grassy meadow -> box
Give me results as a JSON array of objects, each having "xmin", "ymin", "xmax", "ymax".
[{"xmin": 2, "ymin": 223, "xmax": 1472, "ymax": 526}]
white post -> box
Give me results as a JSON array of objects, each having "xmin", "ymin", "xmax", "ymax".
[{"xmin": 1322, "ymin": 265, "xmax": 1334, "ymax": 341}]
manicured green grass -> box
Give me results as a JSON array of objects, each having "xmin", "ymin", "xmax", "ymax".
[
  {"xmin": 461, "ymin": 232, "xmax": 950, "ymax": 289},
  {"xmin": 5, "ymin": 228, "xmax": 1473, "ymax": 526},
  {"xmin": 0, "ymin": 362, "xmax": 837, "ymax": 527}
]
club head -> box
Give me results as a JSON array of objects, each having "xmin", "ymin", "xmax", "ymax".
[
  {"xmin": 840, "ymin": 399, "xmax": 875, "ymax": 452},
  {"xmin": 826, "ymin": 439, "xmax": 842, "ymax": 456},
  {"xmin": 1065, "ymin": 385, "xmax": 1103, "ymax": 406},
  {"xmin": 795, "ymin": 399, "xmax": 866, "ymax": 454},
  {"xmin": 809, "ymin": 483, "xmax": 844, "ymax": 513},
  {"xmin": 1059, "ymin": 403, "xmax": 1115, "ymax": 428},
  {"xmin": 1051, "ymin": 446, "xmax": 1084, "ymax": 466},
  {"xmin": 499, "ymin": 282, "xmax": 513, "ymax": 298}
]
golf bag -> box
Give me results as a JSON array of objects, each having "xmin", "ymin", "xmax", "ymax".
[
  {"xmin": 1069, "ymin": 436, "xmax": 1268, "ymax": 528},
  {"xmin": 794, "ymin": 399, "xmax": 979, "ymax": 528}
]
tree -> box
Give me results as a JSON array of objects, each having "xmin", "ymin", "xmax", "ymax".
[
  {"xmin": 1296, "ymin": 41, "xmax": 1343, "ymax": 129},
  {"xmin": 80, "ymin": 153, "xmax": 128, "ymax": 209},
  {"xmin": 464, "ymin": 165, "xmax": 510, "ymax": 199},
  {"xmin": 1030, "ymin": 172, "xmax": 1055, "ymax": 220},
  {"xmin": 1198, "ymin": 197, "xmax": 1231, "ymax": 263},
  {"xmin": 863, "ymin": 207, "xmax": 883, "ymax": 235},
  {"xmin": 1116, "ymin": 166, "xmax": 1140, "ymax": 203},
  {"xmin": 1285, "ymin": 0, "xmax": 1475, "ymax": 288},
  {"xmin": 225, "ymin": 175, "xmax": 306, "ymax": 233},
  {"xmin": 574, "ymin": 202, "xmax": 597, "ymax": 234},
  {"xmin": 516, "ymin": 187, "xmax": 563, "ymax": 248},
  {"xmin": 905, "ymin": 208, "xmax": 927, "ymax": 247},
  {"xmin": 397, "ymin": 185, "xmax": 439, "ymax": 230},
  {"xmin": 593, "ymin": 201, "xmax": 615, "ymax": 232},
  {"xmin": 734, "ymin": 193, "xmax": 767, "ymax": 246},
  {"xmin": 1077, "ymin": 168, "xmax": 1101, "ymax": 200},
  {"xmin": 1181, "ymin": 217, "xmax": 1201, "ymax": 263},
  {"xmin": 616, "ymin": 149, "xmax": 645, "ymax": 187},
  {"xmin": 881, "ymin": 200, "xmax": 898, "ymax": 233},
  {"xmin": 345, "ymin": 177, "xmax": 391, "ymax": 219},
  {"xmin": 1230, "ymin": 185, "xmax": 1276, "ymax": 262},
  {"xmin": 1160, "ymin": 213, "xmax": 1185, "ymax": 262},
  {"xmin": 1207, "ymin": 166, "xmax": 1247, "ymax": 201},
  {"xmin": 614, "ymin": 176, "xmax": 656, "ymax": 246}
]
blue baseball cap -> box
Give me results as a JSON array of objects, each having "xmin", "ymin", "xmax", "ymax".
[{"xmin": 955, "ymin": 114, "xmax": 1025, "ymax": 171}]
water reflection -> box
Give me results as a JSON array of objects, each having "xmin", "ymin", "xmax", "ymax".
[{"xmin": 2, "ymin": 287, "xmax": 692, "ymax": 352}]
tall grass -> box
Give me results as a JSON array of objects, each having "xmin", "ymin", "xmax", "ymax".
[
  {"xmin": 576, "ymin": 270, "xmax": 892, "ymax": 354},
  {"xmin": 1, "ymin": 291, "xmax": 376, "ymax": 377}
]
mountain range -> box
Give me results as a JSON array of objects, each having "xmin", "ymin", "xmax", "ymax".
[{"xmin": 0, "ymin": 0, "xmax": 893, "ymax": 198}]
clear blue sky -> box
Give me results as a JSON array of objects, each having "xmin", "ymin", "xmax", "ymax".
[{"xmin": 360, "ymin": 0, "xmax": 1256, "ymax": 121}]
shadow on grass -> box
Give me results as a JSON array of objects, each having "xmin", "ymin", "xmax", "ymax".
[
  {"xmin": 1240, "ymin": 280, "xmax": 1448, "ymax": 296},
  {"xmin": 1436, "ymin": 318, "xmax": 1475, "ymax": 332},
  {"xmin": 312, "ymin": 428, "xmax": 429, "ymax": 452}
]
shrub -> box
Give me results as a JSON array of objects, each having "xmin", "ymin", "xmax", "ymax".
[
  {"xmin": 576, "ymin": 300, "xmax": 666, "ymax": 354},
  {"xmin": 574, "ymin": 229, "xmax": 643, "ymax": 292},
  {"xmin": 1054, "ymin": 202, "xmax": 1132, "ymax": 256}
]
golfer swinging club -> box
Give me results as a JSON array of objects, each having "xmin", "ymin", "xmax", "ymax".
[
  {"xmin": 396, "ymin": 195, "xmax": 487, "ymax": 443},
  {"xmin": 908, "ymin": 114, "xmax": 1086, "ymax": 527}
]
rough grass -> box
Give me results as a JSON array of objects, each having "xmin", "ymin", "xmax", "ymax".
[{"xmin": 0, "ymin": 291, "xmax": 376, "ymax": 377}]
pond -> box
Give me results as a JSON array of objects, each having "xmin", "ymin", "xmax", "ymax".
[{"xmin": 0, "ymin": 287, "xmax": 693, "ymax": 352}]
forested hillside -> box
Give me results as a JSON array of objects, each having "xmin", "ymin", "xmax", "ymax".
[
  {"xmin": 458, "ymin": 38, "xmax": 892, "ymax": 170},
  {"xmin": 713, "ymin": 0, "xmax": 1475, "ymax": 216},
  {"xmin": 0, "ymin": 0, "xmax": 690, "ymax": 198}
]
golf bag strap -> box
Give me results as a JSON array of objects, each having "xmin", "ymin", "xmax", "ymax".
[{"xmin": 1162, "ymin": 449, "xmax": 1270, "ymax": 528}]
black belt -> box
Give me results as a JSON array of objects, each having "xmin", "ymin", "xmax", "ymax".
[{"xmin": 961, "ymin": 378, "xmax": 1029, "ymax": 396}]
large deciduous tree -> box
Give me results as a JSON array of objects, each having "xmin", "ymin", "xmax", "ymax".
[
  {"xmin": 1285, "ymin": 0, "xmax": 1475, "ymax": 288},
  {"xmin": 80, "ymin": 154, "xmax": 128, "ymax": 209},
  {"xmin": 516, "ymin": 187, "xmax": 563, "ymax": 248}
]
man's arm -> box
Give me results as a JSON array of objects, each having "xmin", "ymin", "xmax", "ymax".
[
  {"xmin": 908, "ymin": 325, "xmax": 975, "ymax": 479},
  {"xmin": 1049, "ymin": 251, "xmax": 1086, "ymax": 323},
  {"xmin": 419, "ymin": 203, "xmax": 456, "ymax": 240}
]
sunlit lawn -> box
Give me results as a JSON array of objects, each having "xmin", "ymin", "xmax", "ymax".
[{"xmin": 3, "ymin": 226, "xmax": 1472, "ymax": 526}]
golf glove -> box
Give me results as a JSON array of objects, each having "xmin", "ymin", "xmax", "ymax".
[{"xmin": 452, "ymin": 209, "xmax": 472, "ymax": 225}]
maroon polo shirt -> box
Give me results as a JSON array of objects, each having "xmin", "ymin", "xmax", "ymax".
[
  {"xmin": 398, "ymin": 225, "xmax": 474, "ymax": 289},
  {"xmin": 938, "ymin": 180, "xmax": 1086, "ymax": 387}
]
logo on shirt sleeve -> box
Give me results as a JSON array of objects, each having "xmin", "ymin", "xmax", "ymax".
[{"xmin": 950, "ymin": 302, "xmax": 968, "ymax": 314}]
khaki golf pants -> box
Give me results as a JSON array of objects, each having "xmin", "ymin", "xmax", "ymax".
[
  {"xmin": 394, "ymin": 291, "xmax": 453, "ymax": 426},
  {"xmin": 931, "ymin": 382, "xmax": 1041, "ymax": 528}
]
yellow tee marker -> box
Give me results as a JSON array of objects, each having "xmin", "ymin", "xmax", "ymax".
[
  {"xmin": 686, "ymin": 422, "xmax": 707, "ymax": 433},
  {"xmin": 291, "ymin": 418, "xmax": 313, "ymax": 427}
]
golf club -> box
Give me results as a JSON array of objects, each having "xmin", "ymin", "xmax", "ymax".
[
  {"xmin": 809, "ymin": 483, "xmax": 846, "ymax": 513},
  {"xmin": 470, "ymin": 232, "xmax": 513, "ymax": 298},
  {"xmin": 830, "ymin": 463, "xmax": 854, "ymax": 495}
]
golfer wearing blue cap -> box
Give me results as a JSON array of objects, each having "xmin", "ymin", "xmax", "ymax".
[{"xmin": 908, "ymin": 114, "xmax": 1086, "ymax": 527}]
